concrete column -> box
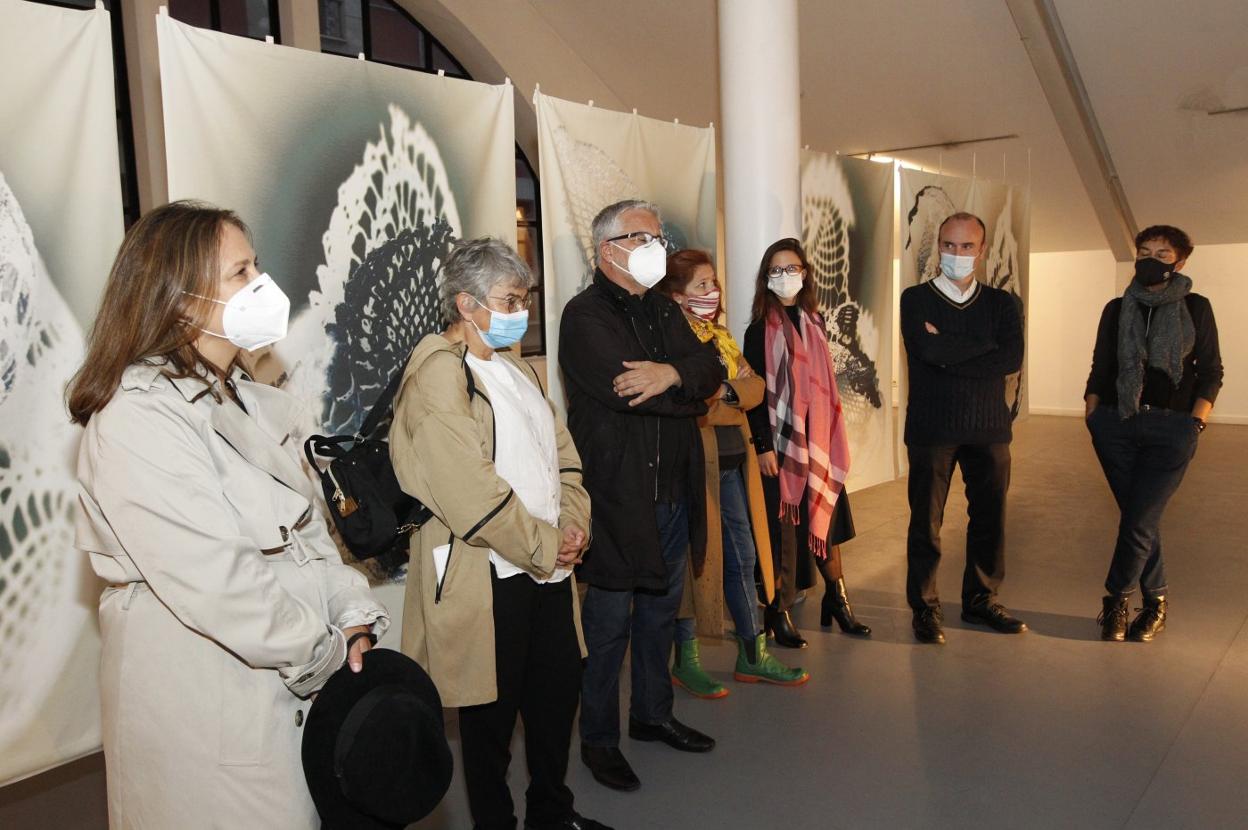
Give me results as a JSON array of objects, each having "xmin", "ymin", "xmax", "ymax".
[{"xmin": 717, "ymin": 0, "xmax": 802, "ymax": 340}]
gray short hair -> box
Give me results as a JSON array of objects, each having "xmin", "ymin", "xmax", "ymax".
[
  {"xmin": 438, "ymin": 237, "xmax": 534, "ymax": 324},
  {"xmin": 591, "ymin": 199, "xmax": 662, "ymax": 265}
]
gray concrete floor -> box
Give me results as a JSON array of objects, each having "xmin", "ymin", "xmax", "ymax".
[{"xmin": 4, "ymin": 416, "xmax": 1246, "ymax": 829}]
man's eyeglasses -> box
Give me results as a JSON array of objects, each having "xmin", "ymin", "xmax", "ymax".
[
  {"xmin": 767, "ymin": 264, "xmax": 805, "ymax": 278},
  {"xmin": 606, "ymin": 231, "xmax": 672, "ymax": 250}
]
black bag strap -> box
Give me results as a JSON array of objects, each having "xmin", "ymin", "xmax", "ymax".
[
  {"xmin": 304, "ymin": 434, "xmax": 353, "ymax": 470},
  {"xmin": 357, "ymin": 365, "xmax": 408, "ymax": 440},
  {"xmin": 461, "ymin": 353, "xmax": 478, "ymax": 403}
]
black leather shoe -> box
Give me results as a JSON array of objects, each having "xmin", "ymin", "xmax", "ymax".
[
  {"xmin": 821, "ymin": 577, "xmax": 872, "ymax": 635},
  {"xmin": 913, "ymin": 606, "xmax": 946, "ymax": 644},
  {"xmin": 961, "ymin": 601, "xmax": 1028, "ymax": 634},
  {"xmin": 525, "ymin": 813, "xmax": 614, "ymax": 830},
  {"xmin": 764, "ymin": 603, "xmax": 808, "ymax": 649},
  {"xmin": 580, "ymin": 744, "xmax": 640, "ymax": 792},
  {"xmin": 628, "ymin": 716, "xmax": 715, "ymax": 753},
  {"xmin": 1098, "ymin": 594, "xmax": 1129, "ymax": 642},
  {"xmin": 1128, "ymin": 595, "xmax": 1167, "ymax": 642}
]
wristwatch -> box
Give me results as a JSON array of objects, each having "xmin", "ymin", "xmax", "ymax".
[{"xmin": 1193, "ymin": 417, "xmax": 1207, "ymax": 433}]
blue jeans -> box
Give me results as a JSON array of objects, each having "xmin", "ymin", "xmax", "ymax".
[
  {"xmin": 579, "ymin": 500, "xmax": 689, "ymax": 747},
  {"xmin": 676, "ymin": 467, "xmax": 761, "ymax": 643},
  {"xmin": 1088, "ymin": 406, "xmax": 1198, "ymax": 597}
]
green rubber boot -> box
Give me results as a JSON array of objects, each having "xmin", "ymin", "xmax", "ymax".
[
  {"xmin": 671, "ymin": 637, "xmax": 728, "ymax": 699},
  {"xmin": 734, "ymin": 633, "xmax": 810, "ymax": 686}
]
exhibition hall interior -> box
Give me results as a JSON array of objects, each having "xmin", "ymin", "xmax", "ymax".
[{"xmin": 0, "ymin": 0, "xmax": 1245, "ymax": 828}]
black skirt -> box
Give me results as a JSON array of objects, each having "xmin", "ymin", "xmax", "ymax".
[{"xmin": 759, "ymin": 474, "xmax": 856, "ymax": 596}]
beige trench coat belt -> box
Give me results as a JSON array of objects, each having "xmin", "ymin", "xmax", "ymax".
[{"xmin": 109, "ymin": 506, "xmax": 322, "ymax": 608}]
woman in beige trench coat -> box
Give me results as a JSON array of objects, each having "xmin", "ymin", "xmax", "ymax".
[
  {"xmin": 389, "ymin": 238, "xmax": 608, "ymax": 830},
  {"xmin": 68, "ymin": 202, "xmax": 389, "ymax": 829}
]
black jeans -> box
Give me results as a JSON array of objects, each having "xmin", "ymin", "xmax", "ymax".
[
  {"xmin": 1087, "ymin": 406, "xmax": 1198, "ymax": 597},
  {"xmin": 579, "ymin": 500, "xmax": 688, "ymax": 747},
  {"xmin": 906, "ymin": 442, "xmax": 1011, "ymax": 612},
  {"xmin": 458, "ymin": 569, "xmax": 583, "ymax": 830}
]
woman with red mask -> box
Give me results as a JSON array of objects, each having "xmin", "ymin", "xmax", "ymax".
[{"xmin": 655, "ymin": 249, "xmax": 807, "ymax": 698}]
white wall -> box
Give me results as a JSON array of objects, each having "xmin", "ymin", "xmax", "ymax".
[
  {"xmin": 1027, "ymin": 244, "xmax": 1246, "ymax": 423},
  {"xmin": 1184, "ymin": 243, "xmax": 1247, "ymax": 422},
  {"xmin": 1027, "ymin": 249, "xmax": 1117, "ymax": 416}
]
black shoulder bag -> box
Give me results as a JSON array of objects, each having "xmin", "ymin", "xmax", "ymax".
[{"xmin": 303, "ymin": 369, "xmax": 431, "ymax": 560}]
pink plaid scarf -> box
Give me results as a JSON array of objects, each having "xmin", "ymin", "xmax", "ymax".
[{"xmin": 764, "ymin": 308, "xmax": 851, "ymax": 558}]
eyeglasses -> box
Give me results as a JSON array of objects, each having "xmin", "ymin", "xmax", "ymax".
[
  {"xmin": 482, "ymin": 292, "xmax": 532, "ymax": 314},
  {"xmin": 767, "ymin": 264, "xmax": 805, "ymax": 278},
  {"xmin": 606, "ymin": 231, "xmax": 672, "ymax": 250}
]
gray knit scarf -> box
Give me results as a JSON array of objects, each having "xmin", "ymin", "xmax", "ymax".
[{"xmin": 1116, "ymin": 273, "xmax": 1194, "ymax": 418}]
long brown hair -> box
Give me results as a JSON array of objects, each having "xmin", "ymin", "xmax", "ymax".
[
  {"xmin": 750, "ymin": 237, "xmax": 817, "ymax": 323},
  {"xmin": 655, "ymin": 248, "xmax": 714, "ymax": 300},
  {"xmin": 67, "ymin": 201, "xmax": 249, "ymax": 424}
]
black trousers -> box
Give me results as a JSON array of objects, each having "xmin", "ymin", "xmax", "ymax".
[
  {"xmin": 906, "ymin": 443, "xmax": 1011, "ymax": 612},
  {"xmin": 458, "ymin": 569, "xmax": 583, "ymax": 830},
  {"xmin": 1087, "ymin": 406, "xmax": 1197, "ymax": 597}
]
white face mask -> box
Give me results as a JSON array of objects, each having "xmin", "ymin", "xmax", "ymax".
[
  {"xmin": 939, "ymin": 252, "xmax": 977, "ymax": 280},
  {"xmin": 611, "ymin": 239, "xmax": 667, "ymax": 288},
  {"xmin": 767, "ymin": 273, "xmax": 803, "ymax": 300},
  {"xmin": 186, "ymin": 273, "xmax": 291, "ymax": 352}
]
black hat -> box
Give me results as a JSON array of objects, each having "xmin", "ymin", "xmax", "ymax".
[{"xmin": 302, "ymin": 648, "xmax": 453, "ymax": 829}]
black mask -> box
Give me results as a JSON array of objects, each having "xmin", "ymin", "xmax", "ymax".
[{"xmin": 1133, "ymin": 256, "xmax": 1175, "ymax": 287}]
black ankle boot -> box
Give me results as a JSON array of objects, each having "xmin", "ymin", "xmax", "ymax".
[
  {"xmin": 1128, "ymin": 595, "xmax": 1167, "ymax": 642},
  {"xmin": 764, "ymin": 603, "xmax": 807, "ymax": 649},
  {"xmin": 1098, "ymin": 595, "xmax": 1130, "ymax": 642},
  {"xmin": 820, "ymin": 577, "xmax": 871, "ymax": 635}
]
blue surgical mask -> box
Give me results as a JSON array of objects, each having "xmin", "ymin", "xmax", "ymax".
[
  {"xmin": 468, "ymin": 297, "xmax": 528, "ymax": 349},
  {"xmin": 939, "ymin": 252, "xmax": 977, "ymax": 280}
]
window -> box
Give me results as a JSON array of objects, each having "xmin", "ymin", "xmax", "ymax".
[
  {"xmin": 319, "ymin": 0, "xmax": 545, "ymax": 354},
  {"xmin": 168, "ymin": 0, "xmax": 280, "ymax": 41},
  {"xmin": 28, "ymin": 0, "xmax": 141, "ymax": 228}
]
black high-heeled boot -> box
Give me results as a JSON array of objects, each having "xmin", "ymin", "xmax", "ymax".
[
  {"xmin": 764, "ymin": 602, "xmax": 807, "ymax": 649},
  {"xmin": 820, "ymin": 577, "xmax": 871, "ymax": 636},
  {"xmin": 817, "ymin": 550, "xmax": 871, "ymax": 635}
]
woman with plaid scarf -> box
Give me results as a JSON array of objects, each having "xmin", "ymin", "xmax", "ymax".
[{"xmin": 743, "ymin": 238, "xmax": 871, "ymax": 649}]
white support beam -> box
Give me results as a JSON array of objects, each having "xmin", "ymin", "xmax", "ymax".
[{"xmin": 1006, "ymin": 0, "xmax": 1137, "ymax": 261}]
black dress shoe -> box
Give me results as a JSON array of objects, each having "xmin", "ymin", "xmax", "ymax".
[
  {"xmin": 961, "ymin": 601, "xmax": 1028, "ymax": 634},
  {"xmin": 764, "ymin": 603, "xmax": 808, "ymax": 649},
  {"xmin": 913, "ymin": 606, "xmax": 946, "ymax": 644},
  {"xmin": 1128, "ymin": 595, "xmax": 1166, "ymax": 642},
  {"xmin": 1098, "ymin": 594, "xmax": 1129, "ymax": 642},
  {"xmin": 628, "ymin": 716, "xmax": 715, "ymax": 753},
  {"xmin": 525, "ymin": 813, "xmax": 614, "ymax": 830},
  {"xmin": 580, "ymin": 744, "xmax": 640, "ymax": 792}
]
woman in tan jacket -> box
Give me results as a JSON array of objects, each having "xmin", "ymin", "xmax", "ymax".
[
  {"xmin": 389, "ymin": 238, "xmax": 607, "ymax": 830},
  {"xmin": 656, "ymin": 250, "xmax": 808, "ymax": 697},
  {"xmin": 68, "ymin": 201, "xmax": 389, "ymax": 829}
]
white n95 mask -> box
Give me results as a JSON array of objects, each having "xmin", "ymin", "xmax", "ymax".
[
  {"xmin": 612, "ymin": 239, "xmax": 668, "ymax": 288},
  {"xmin": 186, "ymin": 273, "xmax": 291, "ymax": 352}
]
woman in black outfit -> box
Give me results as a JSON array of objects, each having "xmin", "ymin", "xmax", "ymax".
[
  {"xmin": 744, "ymin": 238, "xmax": 870, "ymax": 648},
  {"xmin": 1085, "ymin": 224, "xmax": 1223, "ymax": 643}
]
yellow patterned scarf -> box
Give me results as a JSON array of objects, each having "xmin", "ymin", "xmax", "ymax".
[{"xmin": 685, "ymin": 312, "xmax": 742, "ymax": 379}]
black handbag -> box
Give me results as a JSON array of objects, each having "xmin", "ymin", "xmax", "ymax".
[{"xmin": 303, "ymin": 369, "xmax": 431, "ymax": 561}]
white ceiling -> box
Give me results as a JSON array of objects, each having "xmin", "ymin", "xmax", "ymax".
[
  {"xmin": 422, "ymin": 0, "xmax": 1248, "ymax": 253},
  {"xmin": 1054, "ymin": 0, "xmax": 1248, "ymax": 247}
]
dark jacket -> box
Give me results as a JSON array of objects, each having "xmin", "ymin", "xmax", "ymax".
[
  {"xmin": 1084, "ymin": 292, "xmax": 1222, "ymax": 411},
  {"xmin": 559, "ymin": 270, "xmax": 724, "ymax": 591}
]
